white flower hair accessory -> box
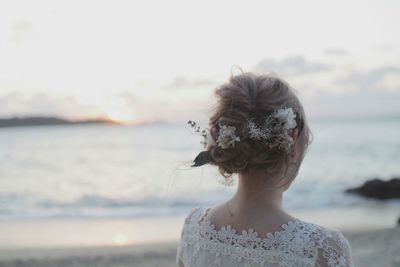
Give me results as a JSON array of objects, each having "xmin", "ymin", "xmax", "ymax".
[
  {"xmin": 187, "ymin": 107, "xmax": 298, "ymax": 167},
  {"xmin": 246, "ymin": 107, "xmax": 297, "ymax": 152},
  {"xmin": 273, "ymin": 107, "xmax": 297, "ymax": 129},
  {"xmin": 216, "ymin": 123, "xmax": 240, "ymax": 149}
]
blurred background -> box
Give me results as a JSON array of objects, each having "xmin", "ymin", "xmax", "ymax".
[{"xmin": 0, "ymin": 0, "xmax": 399, "ymax": 266}]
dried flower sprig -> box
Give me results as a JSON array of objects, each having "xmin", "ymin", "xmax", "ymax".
[
  {"xmin": 187, "ymin": 120, "xmax": 208, "ymax": 148},
  {"xmin": 187, "ymin": 107, "xmax": 298, "ymax": 167},
  {"xmin": 187, "ymin": 120, "xmax": 213, "ymax": 167},
  {"xmin": 246, "ymin": 107, "xmax": 297, "ymax": 153}
]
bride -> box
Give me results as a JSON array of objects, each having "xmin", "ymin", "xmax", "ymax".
[{"xmin": 176, "ymin": 71, "xmax": 354, "ymax": 267}]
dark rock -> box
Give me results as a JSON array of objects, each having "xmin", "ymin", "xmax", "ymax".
[
  {"xmin": 398, "ymin": 216, "xmax": 400, "ymax": 226},
  {"xmin": 345, "ymin": 178, "xmax": 400, "ymax": 200}
]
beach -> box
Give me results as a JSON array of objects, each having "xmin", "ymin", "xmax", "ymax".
[
  {"xmin": 0, "ymin": 226, "xmax": 399, "ymax": 267},
  {"xmin": 0, "ymin": 121, "xmax": 399, "ymax": 266},
  {"xmin": 1, "ymin": 0, "xmax": 399, "ymax": 265}
]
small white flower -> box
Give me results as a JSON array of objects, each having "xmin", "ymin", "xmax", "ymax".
[
  {"xmin": 216, "ymin": 124, "xmax": 240, "ymax": 149},
  {"xmin": 246, "ymin": 119, "xmax": 271, "ymax": 140},
  {"xmin": 272, "ymin": 107, "xmax": 297, "ymax": 130}
]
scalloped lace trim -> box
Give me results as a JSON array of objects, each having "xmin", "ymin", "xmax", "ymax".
[{"xmin": 180, "ymin": 207, "xmax": 354, "ymax": 267}]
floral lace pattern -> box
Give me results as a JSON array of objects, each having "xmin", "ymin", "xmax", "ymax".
[{"xmin": 176, "ymin": 207, "xmax": 354, "ymax": 267}]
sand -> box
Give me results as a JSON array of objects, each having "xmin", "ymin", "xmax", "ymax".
[
  {"xmin": 0, "ymin": 227, "xmax": 399, "ymax": 267},
  {"xmin": 0, "ymin": 241, "xmax": 178, "ymax": 267},
  {"xmin": 343, "ymin": 227, "xmax": 400, "ymax": 267}
]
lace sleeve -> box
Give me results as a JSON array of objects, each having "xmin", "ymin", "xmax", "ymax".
[
  {"xmin": 176, "ymin": 242, "xmax": 185, "ymax": 267},
  {"xmin": 176, "ymin": 216, "xmax": 187, "ymax": 267},
  {"xmin": 315, "ymin": 228, "xmax": 354, "ymax": 267},
  {"xmin": 176, "ymin": 207, "xmax": 201, "ymax": 267}
]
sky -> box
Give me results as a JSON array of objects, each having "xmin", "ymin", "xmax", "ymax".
[{"xmin": 0, "ymin": 0, "xmax": 399, "ymax": 124}]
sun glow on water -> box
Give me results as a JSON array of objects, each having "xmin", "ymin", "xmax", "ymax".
[
  {"xmin": 104, "ymin": 109, "xmax": 138, "ymax": 125},
  {"xmin": 113, "ymin": 234, "xmax": 129, "ymax": 246}
]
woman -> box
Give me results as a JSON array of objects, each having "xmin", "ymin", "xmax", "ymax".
[{"xmin": 177, "ymin": 71, "xmax": 354, "ymax": 267}]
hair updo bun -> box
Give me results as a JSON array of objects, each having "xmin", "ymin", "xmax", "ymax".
[{"xmin": 206, "ymin": 71, "xmax": 313, "ymax": 184}]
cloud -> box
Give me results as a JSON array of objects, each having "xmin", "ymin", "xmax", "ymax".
[
  {"xmin": 324, "ymin": 49, "xmax": 347, "ymax": 56},
  {"xmin": 164, "ymin": 76, "xmax": 215, "ymax": 90},
  {"xmin": 303, "ymin": 86, "xmax": 400, "ymax": 119},
  {"xmin": 0, "ymin": 88, "xmax": 211, "ymax": 124},
  {"xmin": 249, "ymin": 55, "xmax": 400, "ymax": 118},
  {"xmin": 336, "ymin": 66, "xmax": 400, "ymax": 91},
  {"xmin": 116, "ymin": 90, "xmax": 211, "ymax": 123},
  {"xmin": 0, "ymin": 91, "xmax": 99, "ymax": 119},
  {"xmin": 292, "ymin": 63, "xmax": 400, "ymax": 118},
  {"xmin": 253, "ymin": 56, "xmax": 330, "ymax": 76}
]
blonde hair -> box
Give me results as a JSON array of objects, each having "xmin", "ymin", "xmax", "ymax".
[{"xmin": 207, "ymin": 71, "xmax": 313, "ymax": 185}]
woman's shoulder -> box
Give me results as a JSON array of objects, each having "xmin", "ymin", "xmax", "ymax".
[
  {"xmin": 298, "ymin": 220, "xmax": 354, "ymax": 266},
  {"xmin": 308, "ymin": 221, "xmax": 351, "ymax": 243},
  {"xmin": 182, "ymin": 206, "xmax": 206, "ymax": 225},
  {"xmin": 297, "ymin": 219, "xmax": 352, "ymax": 246}
]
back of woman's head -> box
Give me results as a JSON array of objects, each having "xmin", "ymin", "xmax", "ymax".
[{"xmin": 206, "ymin": 71, "xmax": 313, "ymax": 185}]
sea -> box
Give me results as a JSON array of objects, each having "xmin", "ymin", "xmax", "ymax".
[{"xmin": 0, "ymin": 117, "xmax": 399, "ymax": 225}]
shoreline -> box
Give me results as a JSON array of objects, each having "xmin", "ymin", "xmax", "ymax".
[
  {"xmin": 0, "ymin": 216, "xmax": 186, "ymax": 250},
  {"xmin": 0, "ymin": 227, "xmax": 399, "ymax": 267},
  {"xmin": 0, "ymin": 205, "xmax": 398, "ymax": 250}
]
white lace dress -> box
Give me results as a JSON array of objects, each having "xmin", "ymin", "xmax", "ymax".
[{"xmin": 176, "ymin": 207, "xmax": 354, "ymax": 267}]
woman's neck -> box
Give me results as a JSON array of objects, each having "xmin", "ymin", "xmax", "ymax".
[{"xmin": 229, "ymin": 172, "xmax": 284, "ymax": 212}]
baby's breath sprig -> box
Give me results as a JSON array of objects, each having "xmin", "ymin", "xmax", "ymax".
[
  {"xmin": 187, "ymin": 120, "xmax": 208, "ymax": 148},
  {"xmin": 245, "ymin": 107, "xmax": 297, "ymax": 153},
  {"xmin": 187, "ymin": 120, "xmax": 212, "ymax": 167}
]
